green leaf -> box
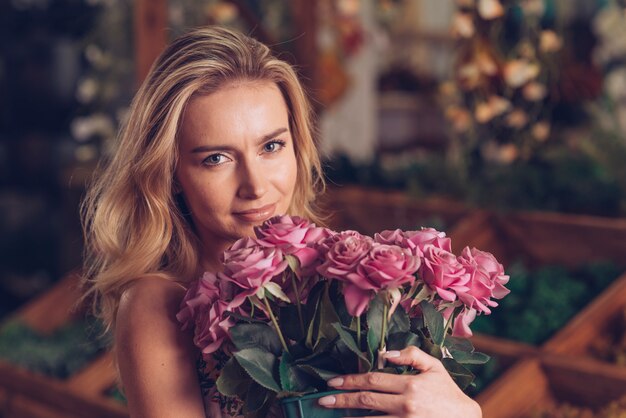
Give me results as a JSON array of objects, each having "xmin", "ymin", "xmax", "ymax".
[
  {"xmin": 280, "ymin": 305, "xmax": 305, "ymax": 342},
  {"xmin": 296, "ymin": 364, "xmax": 339, "ymax": 381},
  {"xmin": 230, "ymin": 323, "xmax": 282, "ymax": 356},
  {"xmin": 305, "ymin": 282, "xmax": 326, "ymax": 348},
  {"xmin": 418, "ymin": 329, "xmax": 443, "ymax": 360},
  {"xmin": 386, "ymin": 331, "xmax": 421, "ymax": 352},
  {"xmin": 318, "ymin": 285, "xmax": 342, "ymax": 345},
  {"xmin": 328, "ymin": 281, "xmax": 352, "ymax": 327},
  {"xmin": 216, "ymin": 357, "xmax": 251, "ymax": 397},
  {"xmin": 388, "ymin": 304, "xmax": 410, "ymax": 334},
  {"xmin": 331, "ymin": 323, "xmax": 371, "ymax": 367},
  {"xmin": 366, "ymin": 295, "xmax": 385, "ymax": 355},
  {"xmin": 443, "ymin": 336, "xmax": 474, "ymax": 352},
  {"xmin": 234, "ymin": 348, "xmax": 281, "ymax": 392},
  {"xmin": 285, "ymin": 254, "xmax": 300, "ymax": 273},
  {"xmin": 449, "ymin": 350, "xmax": 491, "ymax": 365},
  {"xmin": 224, "ymin": 311, "xmax": 265, "ymax": 324},
  {"xmin": 442, "ymin": 358, "xmax": 475, "ymax": 391},
  {"xmin": 420, "ymin": 300, "xmax": 445, "ymax": 346},
  {"xmin": 244, "ymin": 381, "xmax": 269, "ymax": 413}
]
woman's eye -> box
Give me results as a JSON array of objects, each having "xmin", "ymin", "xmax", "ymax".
[
  {"xmin": 203, "ymin": 154, "xmax": 226, "ymax": 166},
  {"xmin": 263, "ymin": 140, "xmax": 286, "ymax": 153}
]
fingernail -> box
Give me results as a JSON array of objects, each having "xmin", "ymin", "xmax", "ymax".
[
  {"xmin": 327, "ymin": 377, "xmax": 344, "ymax": 387},
  {"xmin": 384, "ymin": 350, "xmax": 401, "ymax": 358},
  {"xmin": 319, "ymin": 396, "xmax": 336, "ymax": 406}
]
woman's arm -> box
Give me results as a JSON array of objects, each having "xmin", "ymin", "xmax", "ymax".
[
  {"xmin": 318, "ymin": 346, "xmax": 482, "ymax": 418},
  {"xmin": 115, "ymin": 278, "xmax": 206, "ymax": 418}
]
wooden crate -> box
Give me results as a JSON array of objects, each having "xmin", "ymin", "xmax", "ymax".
[
  {"xmin": 478, "ymin": 354, "xmax": 626, "ymax": 418},
  {"xmin": 543, "ymin": 271, "xmax": 626, "ymax": 368},
  {"xmin": 0, "ymin": 273, "xmax": 127, "ymax": 418},
  {"xmin": 320, "ymin": 186, "xmax": 470, "ymax": 236},
  {"xmin": 449, "ymin": 210, "xmax": 626, "ymax": 269}
]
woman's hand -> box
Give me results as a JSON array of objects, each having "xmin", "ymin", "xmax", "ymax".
[{"xmin": 318, "ymin": 346, "xmax": 482, "ymax": 418}]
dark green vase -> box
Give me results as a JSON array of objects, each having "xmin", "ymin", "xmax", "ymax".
[{"xmin": 281, "ymin": 390, "xmax": 379, "ymax": 418}]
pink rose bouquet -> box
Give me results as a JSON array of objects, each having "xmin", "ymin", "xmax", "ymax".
[{"xmin": 177, "ymin": 215, "xmax": 509, "ymax": 417}]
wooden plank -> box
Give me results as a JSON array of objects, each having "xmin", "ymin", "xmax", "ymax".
[
  {"xmin": 499, "ymin": 211, "xmax": 626, "ymax": 268},
  {"xmin": 67, "ymin": 352, "xmax": 117, "ymax": 397},
  {"xmin": 543, "ymin": 353, "xmax": 626, "ymax": 410},
  {"xmin": 478, "ymin": 359, "xmax": 549, "ymax": 418},
  {"xmin": 471, "ymin": 334, "xmax": 538, "ymax": 364},
  {"xmin": 321, "ymin": 186, "xmax": 469, "ymax": 236},
  {"xmin": 134, "ymin": 0, "xmax": 168, "ymax": 85},
  {"xmin": 0, "ymin": 361, "xmax": 127, "ymax": 418},
  {"xmin": 11, "ymin": 273, "xmax": 82, "ymax": 334}
]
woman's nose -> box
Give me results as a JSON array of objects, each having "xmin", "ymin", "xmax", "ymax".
[{"xmin": 236, "ymin": 159, "xmax": 268, "ymax": 200}]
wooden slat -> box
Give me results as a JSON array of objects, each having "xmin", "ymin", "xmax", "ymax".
[
  {"xmin": 321, "ymin": 186, "xmax": 469, "ymax": 236},
  {"xmin": 12, "ymin": 273, "xmax": 82, "ymax": 334},
  {"xmin": 543, "ymin": 353, "xmax": 626, "ymax": 410},
  {"xmin": 499, "ymin": 211, "xmax": 626, "ymax": 268},
  {"xmin": 0, "ymin": 361, "xmax": 127, "ymax": 418},
  {"xmin": 133, "ymin": 0, "xmax": 168, "ymax": 86},
  {"xmin": 478, "ymin": 359, "xmax": 549, "ymax": 418},
  {"xmin": 67, "ymin": 352, "xmax": 117, "ymax": 397}
]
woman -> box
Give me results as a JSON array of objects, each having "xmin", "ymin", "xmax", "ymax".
[{"xmin": 81, "ymin": 26, "xmax": 481, "ymax": 418}]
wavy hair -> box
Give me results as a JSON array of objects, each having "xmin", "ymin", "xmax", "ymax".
[{"xmin": 81, "ymin": 26, "xmax": 325, "ymax": 332}]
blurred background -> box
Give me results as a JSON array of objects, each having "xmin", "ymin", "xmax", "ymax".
[{"xmin": 1, "ymin": 1, "xmax": 626, "ymax": 417}]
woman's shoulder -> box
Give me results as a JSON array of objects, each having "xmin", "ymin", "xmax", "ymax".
[{"xmin": 116, "ymin": 276, "xmax": 190, "ymax": 347}]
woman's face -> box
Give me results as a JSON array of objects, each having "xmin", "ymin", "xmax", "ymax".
[{"xmin": 176, "ymin": 81, "xmax": 298, "ymax": 263}]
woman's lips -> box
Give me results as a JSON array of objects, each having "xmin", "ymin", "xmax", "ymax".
[{"xmin": 233, "ymin": 203, "xmax": 276, "ymax": 223}]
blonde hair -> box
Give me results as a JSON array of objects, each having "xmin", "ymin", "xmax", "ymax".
[{"xmin": 81, "ymin": 26, "xmax": 325, "ymax": 332}]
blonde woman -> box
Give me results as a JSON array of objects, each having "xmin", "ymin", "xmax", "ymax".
[{"xmin": 81, "ymin": 27, "xmax": 481, "ymax": 418}]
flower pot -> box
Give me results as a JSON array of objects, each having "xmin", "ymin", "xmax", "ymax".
[{"xmin": 281, "ymin": 390, "xmax": 379, "ymax": 418}]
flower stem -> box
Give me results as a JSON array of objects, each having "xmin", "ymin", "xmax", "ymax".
[
  {"xmin": 441, "ymin": 311, "xmax": 455, "ymax": 348},
  {"xmin": 380, "ymin": 303, "xmax": 388, "ymax": 352},
  {"xmin": 290, "ymin": 272, "xmax": 305, "ymax": 336},
  {"xmin": 262, "ymin": 295, "xmax": 290, "ymax": 354},
  {"xmin": 356, "ymin": 315, "xmax": 361, "ymax": 349}
]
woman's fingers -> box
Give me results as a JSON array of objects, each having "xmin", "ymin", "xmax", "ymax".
[
  {"xmin": 328, "ymin": 371, "xmax": 413, "ymax": 394},
  {"xmin": 383, "ymin": 346, "xmax": 442, "ymax": 372},
  {"xmin": 318, "ymin": 391, "xmax": 405, "ymax": 415}
]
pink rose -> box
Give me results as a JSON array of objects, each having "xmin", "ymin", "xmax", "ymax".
[
  {"xmin": 177, "ymin": 272, "xmax": 224, "ymax": 329},
  {"xmin": 404, "ymin": 228, "xmax": 452, "ymax": 254},
  {"xmin": 347, "ymin": 244, "xmax": 420, "ymax": 291},
  {"xmin": 419, "ymin": 246, "xmax": 470, "ymax": 303},
  {"xmin": 193, "ymin": 299, "xmax": 234, "ymax": 354},
  {"xmin": 255, "ymin": 215, "xmax": 334, "ymax": 277},
  {"xmin": 456, "ymin": 247, "xmax": 510, "ymax": 314},
  {"xmin": 375, "ymin": 228, "xmax": 451, "ymax": 256},
  {"xmin": 316, "ymin": 231, "xmax": 373, "ymax": 280},
  {"xmin": 219, "ymin": 237, "xmax": 289, "ymax": 307},
  {"xmin": 341, "ymin": 244, "xmax": 420, "ymax": 316},
  {"xmin": 451, "ymin": 308, "xmax": 477, "ymax": 338},
  {"xmin": 176, "ymin": 272, "xmax": 237, "ymax": 354}
]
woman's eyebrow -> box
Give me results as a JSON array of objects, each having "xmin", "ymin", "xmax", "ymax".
[{"xmin": 190, "ymin": 127, "xmax": 289, "ymax": 153}]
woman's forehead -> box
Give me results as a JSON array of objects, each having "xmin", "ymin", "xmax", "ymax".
[{"xmin": 178, "ymin": 81, "xmax": 290, "ymax": 149}]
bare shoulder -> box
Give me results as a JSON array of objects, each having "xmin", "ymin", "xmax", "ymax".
[
  {"xmin": 117, "ymin": 277, "xmax": 187, "ymax": 329},
  {"xmin": 115, "ymin": 277, "xmax": 205, "ymax": 418}
]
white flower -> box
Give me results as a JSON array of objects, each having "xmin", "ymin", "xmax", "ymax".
[
  {"xmin": 520, "ymin": 0, "xmax": 544, "ymax": 17},
  {"xmin": 522, "ymin": 82, "xmax": 547, "ymax": 101},
  {"xmin": 452, "ymin": 12, "xmax": 475, "ymax": 38},
  {"xmin": 503, "ymin": 60, "xmax": 540, "ymax": 88},
  {"xmin": 475, "ymin": 95, "xmax": 511, "ymax": 123},
  {"xmin": 540, "ymin": 30, "xmax": 562, "ymax": 53},
  {"xmin": 531, "ymin": 121, "xmax": 551, "ymax": 141},
  {"xmin": 505, "ymin": 109, "xmax": 529, "ymax": 129},
  {"xmin": 70, "ymin": 113, "xmax": 115, "ymax": 142},
  {"xmin": 445, "ymin": 106, "xmax": 472, "ymax": 133},
  {"xmin": 476, "ymin": 51, "xmax": 498, "ymax": 76},
  {"xmin": 478, "ymin": 0, "xmax": 504, "ymax": 20},
  {"xmin": 76, "ymin": 78, "xmax": 98, "ymax": 104}
]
